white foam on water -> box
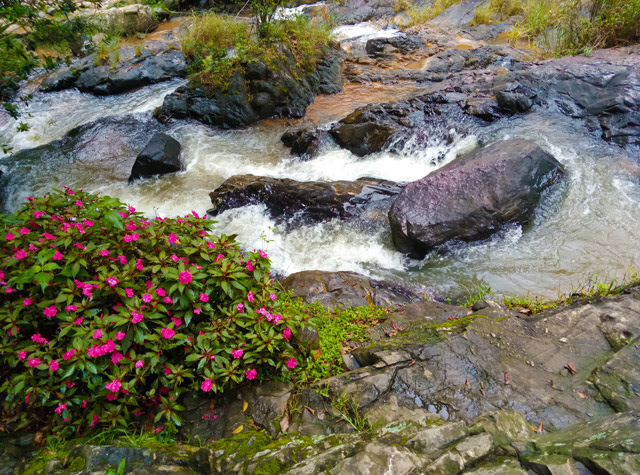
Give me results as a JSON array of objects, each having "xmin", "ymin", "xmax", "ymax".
[{"xmin": 332, "ymin": 23, "xmax": 399, "ymax": 42}]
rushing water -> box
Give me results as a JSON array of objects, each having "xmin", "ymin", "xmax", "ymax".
[{"xmin": 1, "ymin": 42, "xmax": 639, "ymax": 301}]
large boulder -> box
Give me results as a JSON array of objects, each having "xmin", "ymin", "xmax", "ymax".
[
  {"xmin": 279, "ymin": 270, "xmax": 423, "ymax": 308},
  {"xmin": 41, "ymin": 49, "xmax": 186, "ymax": 95},
  {"xmin": 388, "ymin": 138, "xmax": 565, "ymax": 257},
  {"xmin": 81, "ymin": 4, "xmax": 158, "ymax": 36},
  {"xmin": 160, "ymin": 48, "xmax": 343, "ymax": 128},
  {"xmin": 207, "ymin": 175, "xmax": 403, "ymax": 228},
  {"xmin": 128, "ymin": 132, "xmax": 182, "ymax": 182}
]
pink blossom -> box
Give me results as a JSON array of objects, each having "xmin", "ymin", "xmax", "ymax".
[
  {"xmin": 18, "ymin": 351, "xmax": 27, "ymax": 360},
  {"xmin": 135, "ymin": 259, "xmax": 143, "ymax": 271},
  {"xmin": 51, "ymin": 250, "xmax": 63, "ymax": 261},
  {"xmin": 42, "ymin": 232, "xmax": 55, "ymax": 240},
  {"xmin": 270, "ymin": 293, "xmax": 277, "ymax": 301},
  {"xmin": 135, "ymin": 360, "xmax": 144, "ymax": 368},
  {"xmin": 106, "ymin": 277, "xmax": 118, "ymax": 287},
  {"xmin": 215, "ymin": 253, "xmax": 224, "ymax": 263},
  {"xmin": 171, "ymin": 317, "xmax": 182, "ymax": 327},
  {"xmin": 164, "ymin": 296, "xmax": 173, "ymax": 304},
  {"xmin": 123, "ymin": 233, "xmax": 139, "ymax": 242},
  {"xmin": 231, "ymin": 349, "xmax": 244, "ymax": 359},
  {"xmin": 92, "ymin": 329, "xmax": 103, "ymax": 339},
  {"xmin": 74, "ymin": 317, "xmax": 84, "ymax": 325},
  {"xmin": 64, "ymin": 304, "xmax": 77, "ymax": 312},
  {"xmin": 54, "ymin": 403, "xmax": 67, "ymax": 414},
  {"xmin": 74, "ymin": 200, "xmax": 84, "ymax": 207},
  {"xmin": 111, "ymin": 352, "xmax": 123, "ymax": 364},
  {"xmin": 201, "ymin": 378, "xmax": 213, "ymax": 392},
  {"xmin": 14, "ymin": 250, "xmax": 27, "ymax": 259},
  {"xmin": 125, "ymin": 288, "xmax": 134, "ymax": 298},
  {"xmin": 31, "ymin": 334, "xmax": 47, "ymax": 344},
  {"xmin": 115, "ymin": 331, "xmax": 126, "ymax": 340},
  {"xmin": 178, "ymin": 271, "xmax": 192, "ymax": 284},
  {"xmin": 247, "ymin": 291, "xmax": 254, "ymax": 303},
  {"xmin": 283, "ymin": 328, "xmax": 292, "ymax": 341},
  {"xmin": 23, "ymin": 298, "xmax": 33, "ymax": 306},
  {"xmin": 259, "ymin": 250, "xmax": 268, "ymax": 258},
  {"xmin": 246, "ymin": 261, "xmax": 254, "ymax": 272},
  {"xmin": 43, "ymin": 305, "xmax": 57, "ymax": 318},
  {"xmin": 273, "ymin": 314, "xmax": 282, "ymax": 325},
  {"xmin": 63, "ymin": 349, "xmax": 76, "ymax": 360},
  {"xmin": 245, "ymin": 368, "xmax": 257, "ymax": 380},
  {"xmin": 90, "ymin": 413, "xmax": 99, "ymax": 427},
  {"xmin": 74, "ymin": 243, "xmax": 85, "ymax": 250},
  {"xmin": 156, "ymin": 288, "xmax": 166, "ymax": 297},
  {"xmin": 194, "ymin": 308, "xmax": 201, "ymax": 314},
  {"xmin": 132, "ymin": 311, "xmax": 143, "ymax": 324},
  {"xmin": 164, "ymin": 365, "xmax": 171, "ymax": 376},
  {"xmin": 33, "ymin": 211, "xmax": 44, "ymax": 219},
  {"xmin": 50, "ymin": 360, "xmax": 59, "ymax": 371},
  {"xmin": 237, "ymin": 303, "xmax": 244, "ymax": 313},
  {"xmin": 170, "ymin": 254, "xmax": 178, "ymax": 263},
  {"xmin": 19, "ymin": 227, "xmax": 30, "ymax": 235},
  {"xmin": 142, "ymin": 293, "xmax": 152, "ymax": 303},
  {"xmin": 199, "ymin": 293, "xmax": 209, "ymax": 302},
  {"xmin": 83, "ymin": 219, "xmax": 94, "ymax": 227},
  {"xmin": 5, "ymin": 287, "xmax": 12, "ymax": 293},
  {"xmin": 82, "ymin": 400, "xmax": 87, "ymax": 408},
  {"xmin": 28, "ymin": 358, "xmax": 40, "ymax": 368},
  {"xmin": 117, "ymin": 255, "xmax": 127, "ymax": 265},
  {"xmin": 286, "ymin": 357, "xmax": 297, "ymax": 369},
  {"xmin": 5, "ymin": 232, "xmax": 15, "ymax": 241},
  {"xmin": 161, "ymin": 328, "xmax": 175, "ymax": 339},
  {"xmin": 206, "ymin": 240, "xmax": 216, "ymax": 249},
  {"xmin": 168, "ymin": 233, "xmax": 178, "ymax": 243},
  {"xmin": 105, "ymin": 379, "xmax": 121, "ymax": 393},
  {"xmin": 128, "ymin": 206, "xmax": 136, "ymax": 213},
  {"xmin": 99, "ymin": 249, "xmax": 109, "ymax": 257}
]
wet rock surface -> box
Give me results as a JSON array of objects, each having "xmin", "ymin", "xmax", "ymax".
[
  {"xmin": 0, "ymin": 115, "xmax": 164, "ymax": 212},
  {"xmin": 279, "ymin": 269, "xmax": 423, "ymax": 308},
  {"xmin": 160, "ymin": 49, "xmax": 343, "ymax": 128},
  {"xmin": 388, "ymin": 138, "xmax": 566, "ymax": 257},
  {"xmin": 79, "ymin": 4, "xmax": 158, "ymax": 36},
  {"xmin": 41, "ymin": 48, "xmax": 186, "ymax": 95},
  {"xmin": 207, "ymin": 174, "xmax": 403, "ymax": 228},
  {"xmin": 129, "ymin": 132, "xmax": 183, "ymax": 182}
]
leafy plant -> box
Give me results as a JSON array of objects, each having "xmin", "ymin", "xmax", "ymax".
[
  {"xmin": 0, "ymin": 188, "xmax": 305, "ymax": 436},
  {"xmin": 407, "ymin": 0, "xmax": 463, "ymax": 26},
  {"xmin": 328, "ymin": 391, "xmax": 372, "ymax": 432}
]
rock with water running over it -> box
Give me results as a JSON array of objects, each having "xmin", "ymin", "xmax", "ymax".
[
  {"xmin": 160, "ymin": 48, "xmax": 343, "ymax": 129},
  {"xmin": 207, "ymin": 175, "xmax": 403, "ymax": 228},
  {"xmin": 388, "ymin": 138, "xmax": 566, "ymax": 258},
  {"xmin": 128, "ymin": 132, "xmax": 183, "ymax": 182},
  {"xmin": 279, "ymin": 270, "xmax": 423, "ymax": 308}
]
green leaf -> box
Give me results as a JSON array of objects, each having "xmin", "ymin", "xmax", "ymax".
[{"xmin": 104, "ymin": 210, "xmax": 124, "ymax": 230}]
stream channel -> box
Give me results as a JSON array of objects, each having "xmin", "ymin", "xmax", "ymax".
[{"xmin": 1, "ymin": 21, "xmax": 639, "ymax": 301}]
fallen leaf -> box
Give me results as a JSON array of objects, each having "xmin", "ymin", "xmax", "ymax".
[
  {"xmin": 410, "ymin": 360, "xmax": 416, "ymax": 366},
  {"xmin": 153, "ymin": 452, "xmax": 157, "ymax": 460},
  {"xmin": 480, "ymin": 389, "xmax": 486, "ymax": 396},
  {"xmin": 304, "ymin": 405, "xmax": 315, "ymax": 415},
  {"xmin": 317, "ymin": 410, "xmax": 325, "ymax": 421},
  {"xmin": 538, "ymin": 421, "xmax": 544, "ymax": 433},
  {"xmin": 578, "ymin": 391, "xmax": 587, "ymax": 399},
  {"xmin": 504, "ymin": 371, "xmax": 511, "ymax": 385},
  {"xmin": 242, "ymin": 400, "xmax": 248, "ymax": 412},
  {"xmin": 280, "ymin": 415, "xmax": 290, "ymax": 433},
  {"xmin": 232, "ymin": 425, "xmax": 243, "ymax": 435},
  {"xmin": 209, "ymin": 401, "xmax": 215, "ymax": 410},
  {"xmin": 565, "ymin": 362, "xmax": 577, "ymax": 374},
  {"xmin": 313, "ymin": 349, "xmax": 322, "ymax": 361},
  {"xmin": 465, "ymin": 378, "xmax": 471, "ymax": 388}
]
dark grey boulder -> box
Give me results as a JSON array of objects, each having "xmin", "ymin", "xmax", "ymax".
[
  {"xmin": 160, "ymin": 48, "xmax": 343, "ymax": 129},
  {"xmin": 281, "ymin": 127, "xmax": 330, "ymax": 160},
  {"xmin": 329, "ymin": 108, "xmax": 400, "ymax": 157},
  {"xmin": 389, "ymin": 138, "xmax": 566, "ymax": 257},
  {"xmin": 365, "ymin": 34, "xmax": 425, "ymax": 58},
  {"xmin": 208, "ymin": 174, "xmax": 403, "ymax": 228},
  {"xmin": 129, "ymin": 132, "xmax": 182, "ymax": 182}
]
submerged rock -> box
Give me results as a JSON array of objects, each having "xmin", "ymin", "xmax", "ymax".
[
  {"xmin": 129, "ymin": 132, "xmax": 182, "ymax": 182},
  {"xmin": 388, "ymin": 138, "xmax": 566, "ymax": 257},
  {"xmin": 280, "ymin": 270, "xmax": 423, "ymax": 308},
  {"xmin": 160, "ymin": 49, "xmax": 343, "ymax": 129},
  {"xmin": 207, "ymin": 175, "xmax": 403, "ymax": 228},
  {"xmin": 0, "ymin": 115, "xmax": 164, "ymax": 212}
]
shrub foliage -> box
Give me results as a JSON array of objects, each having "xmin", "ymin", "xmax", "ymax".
[{"xmin": 0, "ymin": 189, "xmax": 303, "ymax": 433}]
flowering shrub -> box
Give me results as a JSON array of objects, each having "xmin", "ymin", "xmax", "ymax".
[{"xmin": 0, "ymin": 188, "xmax": 303, "ymax": 432}]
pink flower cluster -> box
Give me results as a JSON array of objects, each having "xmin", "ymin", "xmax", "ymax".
[{"xmin": 87, "ymin": 339, "xmax": 116, "ymax": 358}]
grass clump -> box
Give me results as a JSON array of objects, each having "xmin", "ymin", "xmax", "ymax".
[
  {"xmin": 471, "ymin": 0, "xmax": 524, "ymax": 25},
  {"xmin": 408, "ymin": 0, "xmax": 463, "ymax": 26},
  {"xmin": 279, "ymin": 292, "xmax": 387, "ymax": 385},
  {"xmin": 181, "ymin": 13, "xmax": 332, "ymax": 92}
]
